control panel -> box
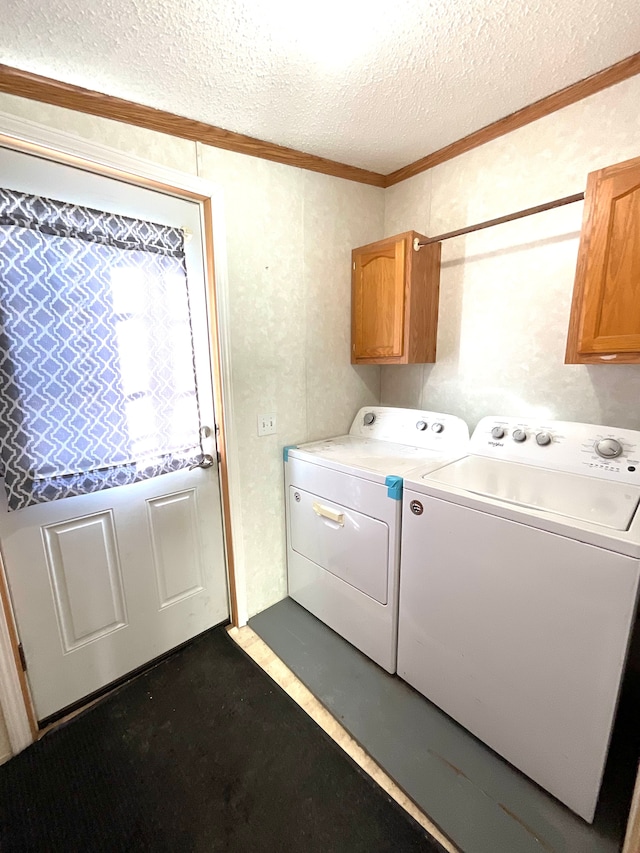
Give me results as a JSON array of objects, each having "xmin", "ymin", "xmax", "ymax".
[
  {"xmin": 349, "ymin": 407, "xmax": 469, "ymax": 450},
  {"xmin": 472, "ymin": 415, "xmax": 640, "ymax": 484}
]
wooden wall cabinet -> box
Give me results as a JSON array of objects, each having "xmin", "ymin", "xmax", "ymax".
[
  {"xmin": 351, "ymin": 231, "xmax": 441, "ymax": 364},
  {"xmin": 566, "ymin": 155, "xmax": 640, "ymax": 364}
]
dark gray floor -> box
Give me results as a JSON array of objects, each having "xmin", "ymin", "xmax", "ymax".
[{"xmin": 250, "ymin": 598, "xmax": 635, "ymax": 853}]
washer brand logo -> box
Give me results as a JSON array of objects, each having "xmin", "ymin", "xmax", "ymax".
[
  {"xmin": 489, "ymin": 441, "xmax": 504, "ymax": 447},
  {"xmin": 410, "ymin": 500, "xmax": 423, "ymax": 516}
]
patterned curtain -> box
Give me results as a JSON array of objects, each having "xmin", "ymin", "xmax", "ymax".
[{"xmin": 0, "ymin": 188, "xmax": 205, "ymax": 512}]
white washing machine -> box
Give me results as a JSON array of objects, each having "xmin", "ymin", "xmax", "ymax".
[
  {"xmin": 398, "ymin": 415, "xmax": 640, "ymax": 822},
  {"xmin": 285, "ymin": 406, "xmax": 469, "ymax": 673}
]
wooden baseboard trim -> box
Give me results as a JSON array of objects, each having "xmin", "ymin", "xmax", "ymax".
[
  {"xmin": 384, "ymin": 51, "xmax": 640, "ymax": 187},
  {"xmin": 0, "ymin": 64, "xmax": 386, "ymax": 188}
]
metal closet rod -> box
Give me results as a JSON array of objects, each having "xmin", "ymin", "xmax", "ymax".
[{"xmin": 413, "ymin": 192, "xmax": 585, "ymax": 249}]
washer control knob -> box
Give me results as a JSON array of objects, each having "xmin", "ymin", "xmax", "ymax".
[
  {"xmin": 536, "ymin": 431, "xmax": 552, "ymax": 446},
  {"xmin": 512, "ymin": 429, "xmax": 527, "ymax": 443},
  {"xmin": 416, "ymin": 420, "xmax": 427, "ymax": 431},
  {"xmin": 595, "ymin": 438, "xmax": 623, "ymax": 459},
  {"xmin": 431, "ymin": 422, "xmax": 444, "ymax": 433},
  {"xmin": 363, "ymin": 412, "xmax": 376, "ymax": 426},
  {"xmin": 491, "ymin": 426, "xmax": 505, "ymax": 439}
]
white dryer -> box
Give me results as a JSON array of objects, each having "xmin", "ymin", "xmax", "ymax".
[
  {"xmin": 285, "ymin": 406, "xmax": 469, "ymax": 674},
  {"xmin": 398, "ymin": 415, "xmax": 640, "ymax": 822}
]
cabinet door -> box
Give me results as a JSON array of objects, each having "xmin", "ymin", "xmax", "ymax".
[
  {"xmin": 566, "ymin": 156, "xmax": 640, "ymax": 361},
  {"xmin": 352, "ymin": 238, "xmax": 406, "ymax": 360}
]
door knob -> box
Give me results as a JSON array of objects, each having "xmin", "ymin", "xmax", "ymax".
[{"xmin": 189, "ymin": 454, "xmax": 215, "ymax": 470}]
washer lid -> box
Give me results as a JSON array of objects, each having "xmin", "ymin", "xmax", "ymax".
[{"xmin": 423, "ymin": 456, "xmax": 640, "ymax": 531}]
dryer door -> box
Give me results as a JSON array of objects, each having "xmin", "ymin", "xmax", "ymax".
[{"xmin": 289, "ymin": 486, "xmax": 389, "ymax": 603}]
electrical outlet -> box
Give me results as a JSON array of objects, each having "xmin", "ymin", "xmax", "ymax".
[{"xmin": 257, "ymin": 413, "xmax": 277, "ymax": 436}]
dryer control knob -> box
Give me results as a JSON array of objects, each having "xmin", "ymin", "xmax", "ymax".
[
  {"xmin": 536, "ymin": 431, "xmax": 552, "ymax": 446},
  {"xmin": 491, "ymin": 426, "xmax": 505, "ymax": 439},
  {"xmin": 431, "ymin": 422, "xmax": 444, "ymax": 433},
  {"xmin": 363, "ymin": 412, "xmax": 376, "ymax": 426},
  {"xmin": 595, "ymin": 438, "xmax": 623, "ymax": 459},
  {"xmin": 512, "ymin": 429, "xmax": 527, "ymax": 443},
  {"xmin": 416, "ymin": 420, "xmax": 427, "ymax": 431}
]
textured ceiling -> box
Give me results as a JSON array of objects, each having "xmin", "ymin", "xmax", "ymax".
[{"xmin": 0, "ymin": 0, "xmax": 638, "ymax": 173}]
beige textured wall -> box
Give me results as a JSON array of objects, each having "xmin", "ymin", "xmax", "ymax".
[
  {"xmin": 196, "ymin": 145, "xmax": 382, "ymax": 613},
  {"xmin": 381, "ymin": 75, "xmax": 640, "ymax": 432},
  {"xmin": 0, "ymin": 93, "xmax": 383, "ymax": 634}
]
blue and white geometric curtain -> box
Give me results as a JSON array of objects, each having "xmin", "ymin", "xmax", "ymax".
[{"xmin": 0, "ymin": 187, "xmax": 204, "ymax": 512}]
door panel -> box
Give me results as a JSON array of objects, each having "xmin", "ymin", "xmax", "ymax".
[
  {"xmin": 42, "ymin": 511, "xmax": 128, "ymax": 651},
  {"xmin": 352, "ymin": 239, "xmax": 405, "ymax": 359},
  {"xmin": 148, "ymin": 489, "xmax": 205, "ymax": 608},
  {"xmin": 567, "ymin": 156, "xmax": 640, "ymax": 359},
  {"xmin": 0, "ymin": 145, "xmax": 229, "ymax": 720},
  {"xmin": 580, "ymin": 175, "xmax": 640, "ymax": 353}
]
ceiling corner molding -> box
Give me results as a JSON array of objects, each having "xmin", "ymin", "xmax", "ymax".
[
  {"xmin": 2, "ymin": 51, "xmax": 639, "ymax": 192},
  {"xmin": 384, "ymin": 50, "xmax": 640, "ymax": 188},
  {"xmin": 0, "ymin": 64, "xmax": 386, "ymax": 188}
]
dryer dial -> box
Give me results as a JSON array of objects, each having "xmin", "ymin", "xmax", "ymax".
[
  {"xmin": 363, "ymin": 412, "xmax": 376, "ymax": 426},
  {"xmin": 595, "ymin": 438, "xmax": 623, "ymax": 459},
  {"xmin": 431, "ymin": 422, "xmax": 444, "ymax": 433},
  {"xmin": 416, "ymin": 420, "xmax": 427, "ymax": 431}
]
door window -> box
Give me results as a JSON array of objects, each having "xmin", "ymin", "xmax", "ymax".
[{"xmin": 0, "ymin": 187, "xmax": 204, "ymax": 511}]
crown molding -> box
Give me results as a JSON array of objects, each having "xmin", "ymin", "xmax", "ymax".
[
  {"xmin": 384, "ymin": 51, "xmax": 640, "ymax": 187},
  {"xmin": 0, "ymin": 64, "xmax": 386, "ymax": 188},
  {"xmin": 1, "ymin": 52, "xmax": 640, "ymax": 190}
]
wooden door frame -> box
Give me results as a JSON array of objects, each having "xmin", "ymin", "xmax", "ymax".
[{"xmin": 0, "ymin": 111, "xmax": 246, "ymax": 751}]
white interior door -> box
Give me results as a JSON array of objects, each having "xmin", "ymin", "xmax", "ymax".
[{"xmin": 0, "ymin": 146, "xmax": 229, "ymax": 721}]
